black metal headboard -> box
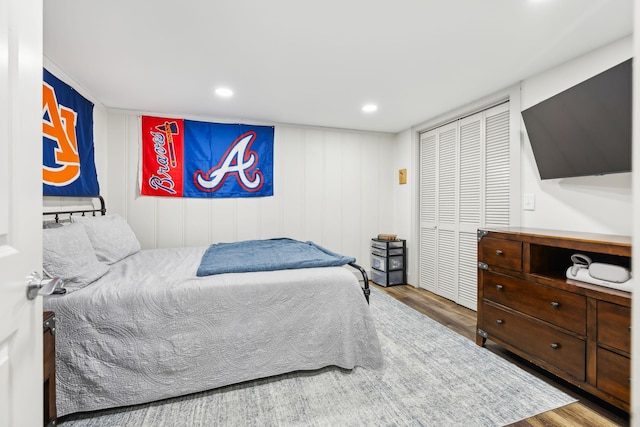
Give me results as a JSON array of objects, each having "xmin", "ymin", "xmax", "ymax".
[{"xmin": 43, "ymin": 195, "xmax": 106, "ymax": 223}]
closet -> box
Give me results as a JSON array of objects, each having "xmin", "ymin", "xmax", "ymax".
[{"xmin": 419, "ymin": 102, "xmax": 514, "ymax": 310}]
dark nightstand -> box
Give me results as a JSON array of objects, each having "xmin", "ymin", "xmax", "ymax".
[{"xmin": 43, "ymin": 311, "xmax": 56, "ymax": 426}]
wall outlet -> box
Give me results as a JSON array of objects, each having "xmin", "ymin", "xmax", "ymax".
[{"xmin": 523, "ymin": 193, "xmax": 535, "ymax": 211}]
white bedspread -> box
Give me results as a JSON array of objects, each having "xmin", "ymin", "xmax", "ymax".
[{"xmin": 44, "ymin": 247, "xmax": 383, "ymax": 417}]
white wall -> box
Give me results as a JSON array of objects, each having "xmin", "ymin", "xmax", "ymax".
[
  {"xmin": 394, "ymin": 129, "xmax": 417, "ymax": 285},
  {"xmin": 394, "ymin": 37, "xmax": 633, "ymax": 288},
  {"xmin": 105, "ymin": 110, "xmax": 397, "ymax": 271},
  {"xmin": 520, "ymin": 36, "xmax": 632, "ymax": 235}
]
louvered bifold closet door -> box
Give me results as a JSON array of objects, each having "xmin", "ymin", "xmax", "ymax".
[
  {"xmin": 419, "ymin": 101, "xmax": 512, "ymax": 311},
  {"xmin": 457, "ymin": 113, "xmax": 483, "ymax": 310},
  {"xmin": 484, "ymin": 103, "xmax": 511, "ymax": 227},
  {"xmin": 435, "ymin": 123, "xmax": 458, "ymax": 301},
  {"xmin": 419, "ymin": 130, "xmax": 437, "ymax": 293}
]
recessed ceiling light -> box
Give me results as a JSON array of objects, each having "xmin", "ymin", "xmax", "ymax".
[
  {"xmin": 362, "ymin": 104, "xmax": 378, "ymax": 113},
  {"xmin": 215, "ymin": 87, "xmax": 234, "ymax": 98}
]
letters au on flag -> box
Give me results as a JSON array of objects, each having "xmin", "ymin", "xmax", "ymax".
[
  {"xmin": 42, "ymin": 69, "xmax": 100, "ymax": 196},
  {"xmin": 141, "ymin": 116, "xmax": 274, "ymax": 198}
]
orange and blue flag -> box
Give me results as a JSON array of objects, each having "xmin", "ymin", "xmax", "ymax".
[{"xmin": 42, "ymin": 69, "xmax": 100, "ymax": 196}]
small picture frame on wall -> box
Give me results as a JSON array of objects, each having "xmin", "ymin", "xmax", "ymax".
[{"xmin": 398, "ymin": 169, "xmax": 407, "ymax": 185}]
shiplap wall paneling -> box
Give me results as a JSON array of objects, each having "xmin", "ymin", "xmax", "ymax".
[
  {"xmin": 323, "ymin": 131, "xmax": 344, "ymax": 250},
  {"xmin": 105, "ymin": 111, "xmax": 396, "ymax": 272},
  {"xmin": 256, "ymin": 127, "xmax": 283, "ymax": 241},
  {"xmin": 302, "ymin": 129, "xmax": 325, "ymax": 244},
  {"xmin": 105, "ymin": 111, "xmax": 127, "ymax": 217},
  {"xmin": 368, "ymin": 132, "xmax": 395, "ymax": 265},
  {"xmin": 235, "ymin": 199, "xmax": 260, "ymax": 241},
  {"xmin": 156, "ymin": 198, "xmax": 185, "ymax": 248},
  {"xmin": 209, "ymin": 200, "xmax": 237, "ymax": 243},
  {"xmin": 277, "ymin": 126, "xmax": 304, "ymax": 240},
  {"xmin": 363, "ymin": 132, "xmax": 394, "ymax": 265},
  {"xmin": 340, "ymin": 132, "xmax": 363, "ymax": 262},
  {"xmin": 255, "ymin": 197, "xmax": 281, "ymax": 241},
  {"xmin": 184, "ymin": 198, "xmax": 211, "ymax": 247}
]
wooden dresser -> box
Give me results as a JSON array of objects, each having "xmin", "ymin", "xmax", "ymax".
[{"xmin": 476, "ymin": 227, "xmax": 631, "ymax": 412}]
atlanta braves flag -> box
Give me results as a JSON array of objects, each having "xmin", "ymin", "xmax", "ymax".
[
  {"xmin": 141, "ymin": 116, "xmax": 274, "ymax": 198},
  {"xmin": 42, "ymin": 69, "xmax": 100, "ymax": 196}
]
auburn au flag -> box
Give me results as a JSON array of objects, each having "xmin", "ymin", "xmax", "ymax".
[
  {"xmin": 141, "ymin": 116, "xmax": 274, "ymax": 198},
  {"xmin": 42, "ymin": 69, "xmax": 100, "ymax": 196}
]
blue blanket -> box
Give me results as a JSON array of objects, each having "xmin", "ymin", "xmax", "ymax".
[{"xmin": 196, "ymin": 238, "xmax": 356, "ymax": 276}]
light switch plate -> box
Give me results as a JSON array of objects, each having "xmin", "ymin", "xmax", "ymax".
[{"xmin": 523, "ymin": 193, "xmax": 535, "ymax": 211}]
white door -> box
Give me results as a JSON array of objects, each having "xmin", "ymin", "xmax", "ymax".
[
  {"xmin": 418, "ymin": 102, "xmax": 513, "ymax": 311},
  {"xmin": 0, "ymin": 0, "xmax": 43, "ymax": 426},
  {"xmin": 435, "ymin": 122, "xmax": 458, "ymax": 302}
]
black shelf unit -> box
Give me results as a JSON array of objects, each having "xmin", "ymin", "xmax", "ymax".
[{"xmin": 370, "ymin": 238, "xmax": 406, "ymax": 287}]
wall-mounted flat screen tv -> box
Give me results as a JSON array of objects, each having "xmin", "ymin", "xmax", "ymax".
[{"xmin": 521, "ymin": 58, "xmax": 631, "ymax": 180}]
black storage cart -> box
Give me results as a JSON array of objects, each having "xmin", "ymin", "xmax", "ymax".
[{"xmin": 370, "ymin": 238, "xmax": 406, "ymax": 287}]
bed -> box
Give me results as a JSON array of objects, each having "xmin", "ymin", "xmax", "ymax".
[{"xmin": 42, "ymin": 198, "xmax": 384, "ymax": 417}]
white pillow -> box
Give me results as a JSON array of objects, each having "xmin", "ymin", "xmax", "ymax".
[
  {"xmin": 43, "ymin": 223, "xmax": 110, "ymax": 292},
  {"xmin": 72, "ymin": 214, "xmax": 141, "ymax": 264}
]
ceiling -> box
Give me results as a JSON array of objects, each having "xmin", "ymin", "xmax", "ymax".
[{"xmin": 44, "ymin": 0, "xmax": 633, "ymax": 134}]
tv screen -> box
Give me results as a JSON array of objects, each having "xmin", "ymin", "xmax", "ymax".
[{"xmin": 521, "ymin": 59, "xmax": 632, "ymax": 180}]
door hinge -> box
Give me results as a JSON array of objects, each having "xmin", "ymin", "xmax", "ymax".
[{"xmin": 43, "ymin": 315, "xmax": 56, "ymax": 336}]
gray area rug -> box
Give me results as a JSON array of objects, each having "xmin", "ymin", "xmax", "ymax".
[{"xmin": 59, "ymin": 286, "xmax": 575, "ymax": 426}]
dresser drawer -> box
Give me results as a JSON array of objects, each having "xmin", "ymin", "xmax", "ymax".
[
  {"xmin": 598, "ymin": 301, "xmax": 631, "ymax": 354},
  {"xmin": 479, "ymin": 237, "xmax": 522, "ymax": 271},
  {"xmin": 483, "ymin": 271, "xmax": 586, "ymax": 335},
  {"xmin": 481, "ymin": 302, "xmax": 586, "ymax": 381},
  {"xmin": 597, "ymin": 347, "xmax": 630, "ymax": 404}
]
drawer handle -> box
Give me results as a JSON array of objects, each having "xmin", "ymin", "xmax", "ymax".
[
  {"xmin": 495, "ymin": 250, "xmax": 503, "ymax": 256},
  {"xmin": 550, "ymin": 301, "xmax": 560, "ymax": 309},
  {"xmin": 496, "ymin": 284, "xmax": 503, "ymax": 291},
  {"xmin": 550, "ymin": 343, "xmax": 559, "ymax": 350},
  {"xmin": 495, "ymin": 319, "xmax": 503, "ymax": 325}
]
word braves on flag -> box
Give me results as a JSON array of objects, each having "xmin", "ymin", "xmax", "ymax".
[
  {"xmin": 42, "ymin": 69, "xmax": 100, "ymax": 196},
  {"xmin": 141, "ymin": 116, "xmax": 274, "ymax": 198}
]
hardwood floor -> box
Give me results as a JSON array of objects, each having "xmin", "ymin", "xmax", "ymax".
[{"xmin": 373, "ymin": 283, "xmax": 630, "ymax": 427}]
